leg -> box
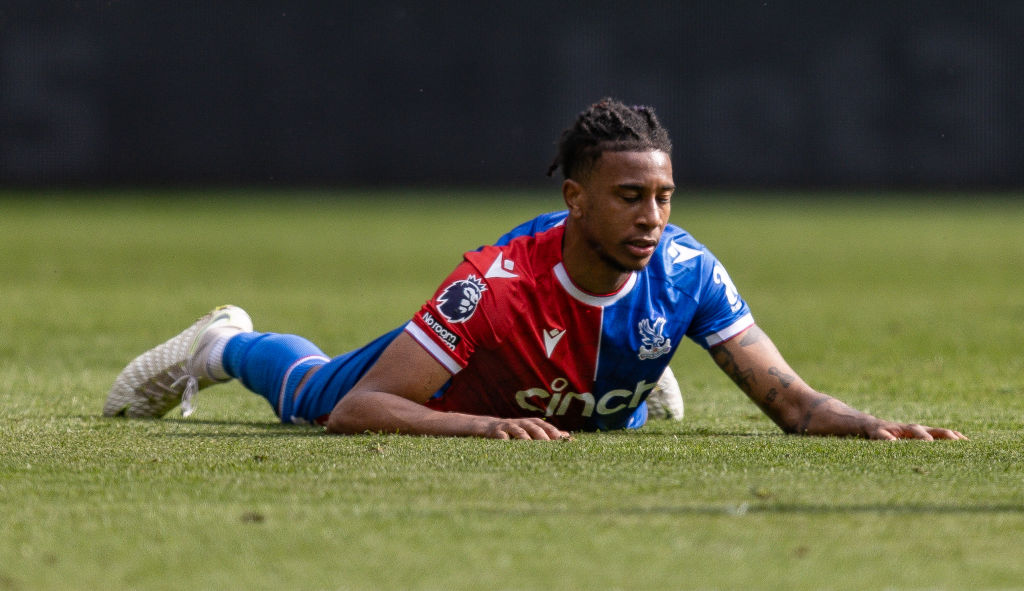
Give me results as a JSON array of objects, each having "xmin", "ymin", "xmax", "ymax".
[
  {"xmin": 291, "ymin": 326, "xmax": 406, "ymax": 425},
  {"xmin": 223, "ymin": 325, "xmax": 406, "ymax": 425},
  {"xmin": 221, "ymin": 332, "xmax": 330, "ymax": 422}
]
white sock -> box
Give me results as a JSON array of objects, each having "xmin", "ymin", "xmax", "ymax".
[{"xmin": 204, "ymin": 330, "xmax": 236, "ymax": 381}]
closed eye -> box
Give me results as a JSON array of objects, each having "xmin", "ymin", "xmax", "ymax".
[{"xmin": 616, "ymin": 185, "xmax": 643, "ymax": 201}]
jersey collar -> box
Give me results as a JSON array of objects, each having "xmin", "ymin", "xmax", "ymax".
[{"xmin": 553, "ymin": 262, "xmax": 637, "ymax": 307}]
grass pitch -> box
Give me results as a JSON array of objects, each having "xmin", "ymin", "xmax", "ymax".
[{"xmin": 1, "ymin": 191, "xmax": 1022, "ymax": 590}]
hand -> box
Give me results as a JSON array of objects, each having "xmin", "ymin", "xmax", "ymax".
[
  {"xmin": 483, "ymin": 417, "xmax": 573, "ymax": 441},
  {"xmin": 867, "ymin": 421, "xmax": 969, "ymax": 441}
]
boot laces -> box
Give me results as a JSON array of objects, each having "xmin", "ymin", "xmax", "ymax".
[{"xmin": 171, "ymin": 372, "xmax": 201, "ymax": 418}]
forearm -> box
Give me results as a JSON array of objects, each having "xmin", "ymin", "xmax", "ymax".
[
  {"xmin": 710, "ymin": 325, "xmax": 966, "ymax": 440},
  {"xmin": 772, "ymin": 389, "xmax": 878, "ymax": 437},
  {"xmin": 325, "ymin": 332, "xmax": 571, "ymax": 440},
  {"xmin": 325, "ymin": 390, "xmax": 493, "ymax": 437},
  {"xmin": 711, "ymin": 325, "xmax": 875, "ymax": 437}
]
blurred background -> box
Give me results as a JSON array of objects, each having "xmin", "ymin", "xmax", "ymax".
[{"xmin": 1, "ymin": 1, "xmax": 1021, "ymax": 190}]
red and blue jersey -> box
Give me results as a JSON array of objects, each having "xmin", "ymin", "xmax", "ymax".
[{"xmin": 405, "ymin": 212, "xmax": 753, "ymax": 431}]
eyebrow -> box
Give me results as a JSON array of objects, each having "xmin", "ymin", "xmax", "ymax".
[{"xmin": 617, "ymin": 183, "xmax": 676, "ymax": 191}]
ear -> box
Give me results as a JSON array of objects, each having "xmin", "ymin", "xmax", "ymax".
[{"xmin": 562, "ymin": 179, "xmax": 584, "ymax": 218}]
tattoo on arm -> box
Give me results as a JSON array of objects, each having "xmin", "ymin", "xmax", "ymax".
[
  {"xmin": 711, "ymin": 345, "xmax": 756, "ymax": 395},
  {"xmin": 768, "ymin": 367, "xmax": 795, "ymax": 388},
  {"xmin": 738, "ymin": 326, "xmax": 767, "ymax": 347}
]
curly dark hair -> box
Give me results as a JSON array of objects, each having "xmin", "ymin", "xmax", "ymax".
[{"xmin": 547, "ymin": 98, "xmax": 673, "ymax": 181}]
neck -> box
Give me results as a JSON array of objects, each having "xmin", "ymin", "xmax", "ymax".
[{"xmin": 561, "ymin": 225, "xmax": 632, "ymax": 295}]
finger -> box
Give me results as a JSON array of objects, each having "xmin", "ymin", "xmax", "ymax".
[
  {"xmin": 511, "ymin": 418, "xmax": 554, "ymax": 440},
  {"xmin": 542, "ymin": 426, "xmax": 573, "ymax": 441},
  {"xmin": 531, "ymin": 419, "xmax": 572, "ymax": 440},
  {"xmin": 876, "ymin": 423, "xmax": 931, "ymax": 440},
  {"xmin": 506, "ymin": 424, "xmax": 532, "ymax": 440},
  {"xmin": 517, "ymin": 419, "xmax": 574, "ymax": 441},
  {"xmin": 516, "ymin": 421, "xmax": 552, "ymax": 440},
  {"xmin": 928, "ymin": 427, "xmax": 969, "ymax": 441},
  {"xmin": 903, "ymin": 424, "xmax": 935, "ymax": 441},
  {"xmin": 872, "ymin": 428, "xmax": 898, "ymax": 441}
]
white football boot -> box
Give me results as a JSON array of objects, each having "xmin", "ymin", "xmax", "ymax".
[
  {"xmin": 103, "ymin": 305, "xmax": 253, "ymax": 419},
  {"xmin": 646, "ymin": 365, "xmax": 685, "ymax": 421}
]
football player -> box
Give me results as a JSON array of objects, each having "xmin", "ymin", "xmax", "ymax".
[{"xmin": 105, "ymin": 98, "xmax": 966, "ymax": 442}]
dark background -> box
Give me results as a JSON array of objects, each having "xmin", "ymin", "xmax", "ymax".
[{"xmin": 2, "ymin": 1, "xmax": 1021, "ymax": 189}]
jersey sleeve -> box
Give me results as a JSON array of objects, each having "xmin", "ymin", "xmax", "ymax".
[
  {"xmin": 404, "ymin": 256, "xmax": 502, "ymax": 374},
  {"xmin": 686, "ymin": 251, "xmax": 754, "ymax": 349},
  {"xmin": 493, "ymin": 211, "xmax": 567, "ymax": 246}
]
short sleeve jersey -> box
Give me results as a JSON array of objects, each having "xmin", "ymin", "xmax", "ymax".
[{"xmin": 405, "ymin": 211, "xmax": 754, "ymax": 431}]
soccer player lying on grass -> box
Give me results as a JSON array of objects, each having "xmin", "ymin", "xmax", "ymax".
[{"xmin": 104, "ymin": 98, "xmax": 966, "ymax": 442}]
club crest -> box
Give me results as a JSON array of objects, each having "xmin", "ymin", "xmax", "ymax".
[
  {"xmin": 437, "ymin": 275, "xmax": 487, "ymax": 323},
  {"xmin": 637, "ymin": 317, "xmax": 672, "ymax": 360}
]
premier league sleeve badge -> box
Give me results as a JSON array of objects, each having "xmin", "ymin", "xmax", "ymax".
[{"xmin": 436, "ymin": 275, "xmax": 488, "ymax": 323}]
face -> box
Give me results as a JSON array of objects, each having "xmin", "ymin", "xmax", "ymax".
[{"xmin": 563, "ymin": 150, "xmax": 674, "ymax": 287}]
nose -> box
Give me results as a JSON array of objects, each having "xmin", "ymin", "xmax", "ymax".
[{"xmin": 636, "ymin": 196, "xmax": 664, "ymax": 229}]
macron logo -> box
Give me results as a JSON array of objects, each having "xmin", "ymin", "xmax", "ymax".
[
  {"xmin": 485, "ymin": 253, "xmax": 519, "ymax": 279},
  {"xmin": 667, "ymin": 241, "xmax": 702, "ymax": 265},
  {"xmin": 543, "ymin": 328, "xmax": 566, "ymax": 358}
]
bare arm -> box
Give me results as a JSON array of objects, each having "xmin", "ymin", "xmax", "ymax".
[
  {"xmin": 710, "ymin": 325, "xmax": 967, "ymax": 440},
  {"xmin": 325, "ymin": 331, "xmax": 571, "ymax": 440}
]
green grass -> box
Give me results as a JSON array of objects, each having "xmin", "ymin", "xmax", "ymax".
[{"xmin": 1, "ymin": 191, "xmax": 1023, "ymax": 590}]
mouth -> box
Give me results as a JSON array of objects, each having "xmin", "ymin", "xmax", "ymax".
[{"xmin": 624, "ymin": 238, "xmax": 659, "ymax": 258}]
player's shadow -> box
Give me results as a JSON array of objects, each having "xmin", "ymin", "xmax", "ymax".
[
  {"xmin": 161, "ymin": 417, "xmax": 328, "ymax": 437},
  {"xmin": 485, "ymin": 503, "xmax": 1024, "ymax": 517},
  {"xmin": 85, "ymin": 415, "xmax": 328, "ymax": 437}
]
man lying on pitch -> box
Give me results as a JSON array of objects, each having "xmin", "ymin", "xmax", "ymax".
[{"xmin": 104, "ymin": 98, "xmax": 966, "ymax": 442}]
